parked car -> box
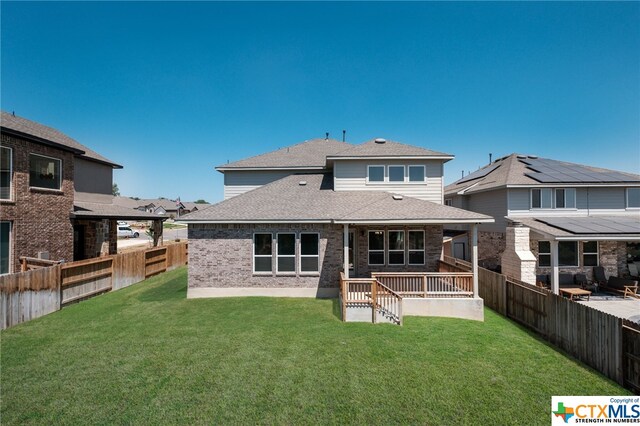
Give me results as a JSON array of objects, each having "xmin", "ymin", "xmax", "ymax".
[
  {"xmin": 117, "ymin": 221, "xmax": 128, "ymax": 226},
  {"xmin": 117, "ymin": 226, "xmax": 139, "ymax": 238}
]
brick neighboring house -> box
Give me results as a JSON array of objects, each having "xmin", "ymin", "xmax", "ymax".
[
  {"xmin": 444, "ymin": 153, "xmax": 640, "ymax": 292},
  {"xmin": 180, "ymin": 137, "xmax": 493, "ymax": 320},
  {"xmin": 0, "ymin": 112, "xmax": 165, "ymax": 274},
  {"xmin": 113, "ymin": 197, "xmax": 207, "ymax": 218}
]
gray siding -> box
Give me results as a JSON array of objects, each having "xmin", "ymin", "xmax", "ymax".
[
  {"xmin": 508, "ymin": 187, "xmax": 627, "ymax": 212},
  {"xmin": 467, "ymin": 189, "xmax": 508, "ymax": 232},
  {"xmin": 333, "ymin": 160, "xmax": 443, "ymax": 203},
  {"xmin": 507, "ymin": 188, "xmax": 530, "ymax": 211},
  {"xmin": 586, "ymin": 187, "xmax": 626, "ymax": 210},
  {"xmin": 74, "ymin": 158, "xmax": 112, "ymax": 195},
  {"xmin": 576, "ymin": 188, "xmax": 588, "ymax": 209},
  {"xmin": 223, "ymin": 170, "xmax": 298, "ymax": 199}
]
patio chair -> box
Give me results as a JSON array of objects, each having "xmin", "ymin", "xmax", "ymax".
[
  {"xmin": 536, "ymin": 274, "xmax": 549, "ymax": 288},
  {"xmin": 559, "ymin": 273, "xmax": 576, "ymax": 288},
  {"xmin": 593, "ymin": 266, "xmax": 608, "ymax": 287},
  {"xmin": 601, "ymin": 276, "xmax": 639, "ymax": 299},
  {"xmin": 574, "ymin": 273, "xmax": 589, "ymax": 289},
  {"xmin": 628, "ymin": 263, "xmax": 639, "ymax": 278}
]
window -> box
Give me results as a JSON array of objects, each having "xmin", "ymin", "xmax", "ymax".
[
  {"xmin": 1, "ymin": 147, "xmax": 11, "ymax": 200},
  {"xmin": 253, "ymin": 233, "xmax": 272, "ymax": 273},
  {"xmin": 368, "ymin": 231, "xmax": 385, "ymax": 265},
  {"xmin": 408, "ymin": 230, "xmax": 425, "ymax": 265},
  {"xmin": 300, "ymin": 233, "xmax": 319, "ymax": 273},
  {"xmin": 1, "ymin": 221, "xmax": 10, "ymax": 275},
  {"xmin": 538, "ymin": 241, "xmax": 551, "ymax": 267},
  {"xmin": 531, "ymin": 188, "xmax": 552, "ymax": 209},
  {"xmin": 408, "ymin": 165, "xmax": 425, "ymax": 182},
  {"xmin": 277, "ymin": 233, "xmax": 296, "ymax": 273},
  {"xmin": 444, "ymin": 199, "xmax": 452, "ymax": 206},
  {"xmin": 367, "ymin": 165, "xmax": 384, "ymax": 183},
  {"xmin": 388, "ymin": 166, "xmax": 405, "ymax": 182},
  {"xmin": 555, "ymin": 188, "xmax": 576, "ymax": 209},
  {"xmin": 388, "ymin": 231, "xmax": 405, "ymax": 265},
  {"xmin": 559, "ymin": 241, "xmax": 578, "ymax": 267},
  {"xmin": 583, "ymin": 241, "xmax": 598, "ymax": 267},
  {"xmin": 628, "ymin": 188, "xmax": 640, "ymax": 208},
  {"xmin": 29, "ymin": 154, "xmax": 61, "ymax": 190}
]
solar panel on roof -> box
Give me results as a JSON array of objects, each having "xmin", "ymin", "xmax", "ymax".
[
  {"xmin": 520, "ymin": 157, "xmax": 640, "ymax": 183},
  {"xmin": 538, "ymin": 217, "xmax": 640, "ymax": 234},
  {"xmin": 457, "ymin": 163, "xmax": 501, "ymax": 184}
]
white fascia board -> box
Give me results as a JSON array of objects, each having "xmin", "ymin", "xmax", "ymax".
[
  {"xmin": 333, "ymin": 218, "xmax": 494, "ymax": 225},
  {"xmin": 215, "ymin": 166, "xmax": 326, "ymax": 172},
  {"xmin": 327, "ymin": 156, "xmax": 454, "ymax": 161},
  {"xmin": 555, "ymin": 235, "xmax": 640, "ymax": 242},
  {"xmin": 180, "ymin": 219, "xmax": 333, "ymax": 224}
]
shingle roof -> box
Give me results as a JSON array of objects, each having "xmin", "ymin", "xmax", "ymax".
[
  {"xmin": 445, "ymin": 153, "xmax": 640, "ymax": 196},
  {"xmin": 217, "ymin": 138, "xmax": 349, "ymax": 170},
  {"xmin": 73, "ymin": 201, "xmax": 167, "ymax": 220},
  {"xmin": 180, "ymin": 173, "xmax": 492, "ymax": 224},
  {"xmin": 328, "ymin": 138, "xmax": 453, "ymax": 159},
  {"xmin": 1, "ymin": 111, "xmax": 122, "ymax": 168}
]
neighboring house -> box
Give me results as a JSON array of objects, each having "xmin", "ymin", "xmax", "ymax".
[
  {"xmin": 113, "ymin": 197, "xmax": 208, "ymax": 218},
  {"xmin": 0, "ymin": 112, "xmax": 165, "ymax": 274},
  {"xmin": 180, "ymin": 137, "xmax": 493, "ymax": 320},
  {"xmin": 444, "ymin": 153, "xmax": 640, "ymax": 291}
]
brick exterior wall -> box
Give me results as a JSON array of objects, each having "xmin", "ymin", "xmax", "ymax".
[
  {"xmin": 188, "ymin": 223, "xmax": 343, "ymax": 289},
  {"xmin": 476, "ymin": 231, "xmax": 505, "ymax": 270},
  {"xmin": 1, "ymin": 133, "xmax": 74, "ymax": 272},
  {"xmin": 354, "ymin": 225, "xmax": 443, "ymax": 277},
  {"xmin": 73, "ymin": 218, "xmax": 117, "ymax": 260}
]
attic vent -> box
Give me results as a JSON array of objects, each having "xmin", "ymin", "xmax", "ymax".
[
  {"xmin": 516, "ymin": 155, "xmax": 527, "ymax": 159},
  {"xmin": 528, "ymin": 155, "xmax": 538, "ymax": 159},
  {"xmin": 392, "ymin": 195, "xmax": 403, "ymax": 200},
  {"xmin": 299, "ymin": 180, "xmax": 307, "ymax": 186},
  {"xmin": 374, "ymin": 138, "xmax": 386, "ymax": 144}
]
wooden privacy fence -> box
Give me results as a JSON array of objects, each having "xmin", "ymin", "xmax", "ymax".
[
  {"xmin": 441, "ymin": 258, "xmax": 640, "ymax": 393},
  {"xmin": 0, "ymin": 242, "xmax": 188, "ymax": 330}
]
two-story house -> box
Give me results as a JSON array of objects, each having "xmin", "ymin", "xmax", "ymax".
[
  {"xmin": 444, "ymin": 153, "xmax": 640, "ymax": 290},
  {"xmin": 181, "ymin": 137, "xmax": 493, "ymax": 321},
  {"xmin": 0, "ymin": 112, "xmax": 165, "ymax": 274}
]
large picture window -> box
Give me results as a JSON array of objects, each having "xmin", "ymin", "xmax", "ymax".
[
  {"xmin": 253, "ymin": 233, "xmax": 273, "ymax": 273},
  {"xmin": 1, "ymin": 221, "xmax": 11, "ymax": 275},
  {"xmin": 388, "ymin": 231, "xmax": 405, "ymax": 265},
  {"xmin": 408, "ymin": 231, "xmax": 425, "ymax": 265},
  {"xmin": 1, "ymin": 147, "xmax": 11, "ymax": 200},
  {"xmin": 29, "ymin": 154, "xmax": 61, "ymax": 190},
  {"xmin": 368, "ymin": 231, "xmax": 385, "ymax": 265},
  {"xmin": 583, "ymin": 241, "xmax": 598, "ymax": 267},
  {"xmin": 277, "ymin": 233, "xmax": 296, "ymax": 273},
  {"xmin": 559, "ymin": 241, "xmax": 578, "ymax": 267},
  {"xmin": 538, "ymin": 241, "xmax": 551, "ymax": 267},
  {"xmin": 300, "ymin": 233, "xmax": 319, "ymax": 273}
]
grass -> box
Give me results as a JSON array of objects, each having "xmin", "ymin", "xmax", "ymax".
[
  {"xmin": 163, "ymin": 223, "xmax": 187, "ymax": 229},
  {"xmin": 1, "ymin": 267, "xmax": 630, "ymax": 425}
]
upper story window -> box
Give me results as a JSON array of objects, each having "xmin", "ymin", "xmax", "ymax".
[
  {"xmin": 444, "ymin": 199, "xmax": 452, "ymax": 206},
  {"xmin": 531, "ymin": 188, "xmax": 575, "ymax": 209},
  {"xmin": 367, "ymin": 165, "xmax": 384, "ymax": 183},
  {"xmin": 388, "ymin": 166, "xmax": 405, "ymax": 183},
  {"xmin": 0, "ymin": 147, "xmax": 11, "ymax": 200},
  {"xmin": 29, "ymin": 154, "xmax": 61, "ymax": 190},
  {"xmin": 408, "ymin": 165, "xmax": 425, "ymax": 182},
  {"xmin": 627, "ymin": 188, "xmax": 640, "ymax": 209}
]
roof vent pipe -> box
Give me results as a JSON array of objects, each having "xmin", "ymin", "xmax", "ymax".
[
  {"xmin": 325, "ymin": 132, "xmax": 329, "ymax": 140},
  {"xmin": 489, "ymin": 153, "xmax": 492, "ymax": 164},
  {"xmin": 342, "ymin": 130, "xmax": 346, "ymax": 142},
  {"xmin": 374, "ymin": 138, "xmax": 386, "ymax": 144}
]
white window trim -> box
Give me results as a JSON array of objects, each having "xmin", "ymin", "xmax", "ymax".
[
  {"xmin": 538, "ymin": 240, "xmax": 551, "ymax": 267},
  {"xmin": 582, "ymin": 241, "xmax": 599, "ymax": 267},
  {"xmin": 29, "ymin": 153, "xmax": 62, "ymax": 191},
  {"xmin": 252, "ymin": 233, "xmax": 273, "ymax": 275},
  {"xmin": 1, "ymin": 221, "xmax": 12, "ymax": 275},
  {"xmin": 0, "ymin": 146, "xmax": 12, "ymax": 201},
  {"xmin": 627, "ymin": 188, "xmax": 640, "ymax": 209},
  {"xmin": 408, "ymin": 165, "xmax": 426, "ymax": 183},
  {"xmin": 276, "ymin": 232, "xmax": 296, "ymax": 275},
  {"xmin": 368, "ymin": 230, "xmax": 385, "ymax": 265},
  {"xmin": 366, "ymin": 165, "xmax": 385, "ymax": 184},
  {"xmin": 408, "ymin": 230, "xmax": 425, "ymax": 265},
  {"xmin": 531, "ymin": 188, "xmax": 552, "ymax": 210},
  {"xmin": 299, "ymin": 232, "xmax": 320, "ymax": 275},
  {"xmin": 387, "ymin": 230, "xmax": 405, "ymax": 265},
  {"xmin": 554, "ymin": 188, "xmax": 576, "ymax": 209},
  {"xmin": 388, "ymin": 165, "xmax": 406, "ymax": 183}
]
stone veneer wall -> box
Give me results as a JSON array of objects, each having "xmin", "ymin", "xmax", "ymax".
[
  {"xmin": 355, "ymin": 225, "xmax": 443, "ymax": 277},
  {"xmin": 74, "ymin": 219, "xmax": 117, "ymax": 260},
  {"xmin": 476, "ymin": 231, "xmax": 505, "ymax": 270},
  {"xmin": 0, "ymin": 133, "xmax": 75, "ymax": 272},
  {"xmin": 530, "ymin": 238, "xmax": 621, "ymax": 280},
  {"xmin": 188, "ymin": 223, "xmax": 343, "ymax": 289}
]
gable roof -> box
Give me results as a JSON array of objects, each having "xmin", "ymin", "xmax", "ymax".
[
  {"xmin": 327, "ymin": 138, "xmax": 453, "ymax": 160},
  {"xmin": 180, "ymin": 173, "xmax": 492, "ymax": 224},
  {"xmin": 216, "ymin": 138, "xmax": 348, "ymax": 171},
  {"xmin": 445, "ymin": 153, "xmax": 640, "ymax": 196},
  {"xmin": 1, "ymin": 111, "xmax": 122, "ymax": 168}
]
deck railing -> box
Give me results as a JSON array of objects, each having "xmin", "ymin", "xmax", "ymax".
[
  {"xmin": 372, "ymin": 272, "xmax": 474, "ymax": 298},
  {"xmin": 373, "ymin": 279, "xmax": 403, "ymax": 325},
  {"xmin": 339, "ymin": 273, "xmax": 403, "ymax": 325}
]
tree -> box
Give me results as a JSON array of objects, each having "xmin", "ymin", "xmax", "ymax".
[
  {"xmin": 194, "ymin": 199, "xmax": 208, "ymax": 204},
  {"xmin": 112, "ymin": 183, "xmax": 120, "ymax": 196}
]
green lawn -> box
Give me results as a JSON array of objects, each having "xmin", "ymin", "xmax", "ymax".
[{"xmin": 1, "ymin": 267, "xmax": 629, "ymax": 425}]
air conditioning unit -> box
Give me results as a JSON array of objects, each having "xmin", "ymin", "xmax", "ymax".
[{"xmin": 37, "ymin": 251, "xmax": 50, "ymax": 260}]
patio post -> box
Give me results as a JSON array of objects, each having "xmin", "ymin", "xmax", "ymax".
[
  {"xmin": 472, "ymin": 224, "xmax": 479, "ymax": 298},
  {"xmin": 343, "ymin": 224, "xmax": 349, "ymax": 279},
  {"xmin": 551, "ymin": 240, "xmax": 559, "ymax": 295}
]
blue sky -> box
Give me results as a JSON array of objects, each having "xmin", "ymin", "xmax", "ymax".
[{"xmin": 2, "ymin": 2, "xmax": 639, "ymax": 202}]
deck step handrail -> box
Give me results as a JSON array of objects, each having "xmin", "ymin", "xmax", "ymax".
[{"xmin": 373, "ymin": 279, "xmax": 403, "ymax": 325}]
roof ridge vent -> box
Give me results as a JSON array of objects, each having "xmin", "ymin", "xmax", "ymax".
[
  {"xmin": 374, "ymin": 138, "xmax": 386, "ymax": 144},
  {"xmin": 392, "ymin": 194, "xmax": 403, "ymax": 200}
]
